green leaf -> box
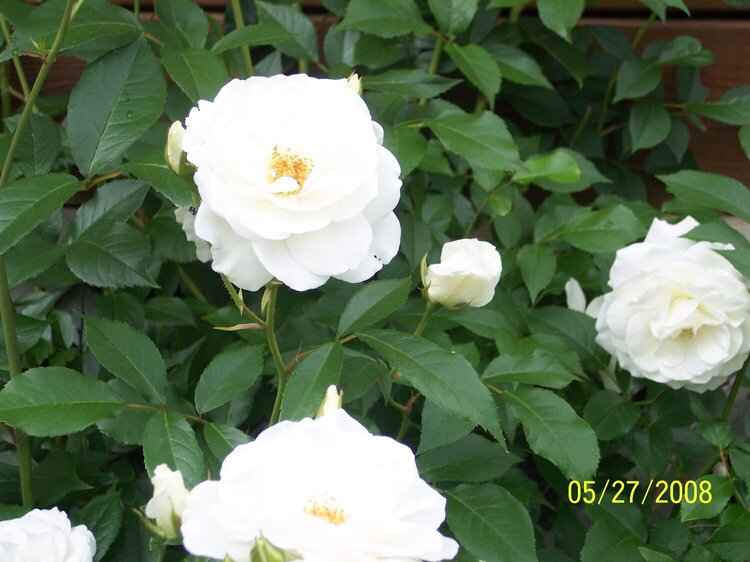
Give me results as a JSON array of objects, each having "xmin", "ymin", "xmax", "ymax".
[
  {"xmin": 527, "ymin": 307, "xmax": 608, "ymax": 371},
  {"xmin": 143, "ymin": 411, "xmax": 205, "ymax": 488},
  {"xmin": 359, "ymin": 329, "xmax": 505, "ymax": 446},
  {"xmin": 256, "ymin": 0, "xmax": 318, "ymax": 61},
  {"xmin": 535, "ymin": 150, "xmax": 610, "ymax": 193},
  {"xmin": 0, "ymin": 173, "xmax": 80, "ymax": 254},
  {"xmin": 68, "ymin": 38, "xmax": 166, "ymax": 176},
  {"xmin": 583, "ymin": 390, "xmax": 640, "ymax": 440},
  {"xmin": 0, "ymin": 367, "xmax": 123, "ymax": 436},
  {"xmin": 486, "ymin": 43, "xmax": 552, "ymax": 89},
  {"xmin": 210, "ymin": 23, "xmax": 293, "ymax": 54},
  {"xmin": 659, "ymin": 170, "xmax": 750, "ymax": 223},
  {"xmin": 418, "ymin": 400, "xmax": 473, "ymax": 453},
  {"xmin": 418, "ymin": 435, "xmax": 519, "ymax": 483},
  {"xmin": 516, "ymin": 244, "xmax": 556, "ymax": 302},
  {"xmin": 154, "ymin": 0, "xmax": 207, "ymax": 48},
  {"xmin": 558, "ymin": 205, "xmax": 645, "ymax": 253},
  {"xmin": 614, "ymin": 59, "xmax": 662, "ymax": 102},
  {"xmin": 384, "ymin": 125, "xmax": 427, "ymax": 178},
  {"xmin": 67, "ymin": 223, "xmax": 158, "ymax": 288},
  {"xmin": 740, "ymin": 125, "xmax": 750, "ymax": 160},
  {"xmin": 520, "ymin": 19, "xmax": 594, "ymax": 87},
  {"xmin": 194, "ymin": 346, "xmax": 265, "ymax": 414},
  {"xmin": 446, "ymin": 484, "xmax": 537, "ymax": 562},
  {"xmin": 705, "ymin": 525, "xmax": 750, "ymax": 561},
  {"xmin": 339, "ymin": 0, "xmax": 432, "ymax": 38},
  {"xmin": 680, "ymin": 475, "xmax": 732, "ymax": 522},
  {"xmin": 500, "ymin": 386, "xmax": 599, "ymax": 480},
  {"xmin": 72, "ymin": 490, "xmax": 124, "ymax": 562},
  {"xmin": 688, "ymin": 90, "xmax": 750, "ymax": 126},
  {"xmin": 69, "ymin": 179, "xmax": 149, "ymax": 242},
  {"xmin": 514, "ymin": 149, "xmax": 581, "ymax": 185},
  {"xmin": 12, "ymin": 113, "xmax": 61, "ymax": 176},
  {"xmin": 629, "ymin": 100, "xmax": 671, "ymax": 151},
  {"xmin": 337, "ymin": 277, "xmax": 411, "ymax": 337},
  {"xmin": 362, "ymin": 69, "xmax": 460, "ymax": 99},
  {"xmin": 160, "ymin": 47, "xmax": 229, "ymax": 103},
  {"xmin": 638, "ymin": 546, "xmax": 677, "ymax": 562},
  {"xmin": 445, "ymin": 43, "xmax": 501, "ymax": 106},
  {"xmin": 5, "ymin": 231, "xmax": 64, "ymax": 288},
  {"xmin": 203, "ymin": 423, "xmax": 251, "ymax": 462},
  {"xmin": 428, "ymin": 110, "xmax": 520, "ymax": 172},
  {"xmin": 581, "ymin": 520, "xmax": 643, "ymax": 562},
  {"xmin": 537, "ymin": 0, "xmax": 584, "ymax": 42},
  {"xmin": 86, "ymin": 317, "xmax": 167, "ymax": 405},
  {"xmin": 483, "ymin": 351, "xmax": 578, "ymax": 389},
  {"xmin": 655, "ymin": 36, "xmax": 713, "ymax": 67},
  {"xmin": 144, "ymin": 296, "xmax": 195, "ymax": 326},
  {"xmin": 122, "ymin": 148, "xmax": 196, "ymax": 206},
  {"xmin": 427, "ymin": 0, "xmax": 478, "ymax": 36},
  {"xmin": 280, "ymin": 343, "xmax": 344, "ymax": 421}
]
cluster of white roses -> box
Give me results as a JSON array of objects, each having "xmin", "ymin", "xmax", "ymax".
[
  {"xmin": 567, "ymin": 217, "xmax": 750, "ymax": 392},
  {"xmin": 144, "ymin": 387, "xmax": 459, "ymax": 562}
]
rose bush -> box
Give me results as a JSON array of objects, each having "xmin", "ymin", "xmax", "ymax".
[{"xmin": 0, "ymin": 0, "xmax": 749, "ymax": 561}]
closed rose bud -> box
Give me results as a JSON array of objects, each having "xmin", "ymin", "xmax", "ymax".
[
  {"xmin": 316, "ymin": 385, "xmax": 343, "ymax": 418},
  {"xmin": 145, "ymin": 464, "xmax": 189, "ymax": 539},
  {"xmin": 425, "ymin": 239, "xmax": 502, "ymax": 309},
  {"xmin": 165, "ymin": 121, "xmax": 187, "ymax": 175}
]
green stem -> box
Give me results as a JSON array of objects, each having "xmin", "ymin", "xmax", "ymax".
[
  {"xmin": 133, "ymin": 0, "xmax": 140, "ymax": 17},
  {"xmin": 177, "ymin": 266, "xmax": 208, "ymax": 304},
  {"xmin": 0, "ymin": 0, "xmax": 76, "ymax": 509},
  {"xmin": 229, "ymin": 0, "xmax": 254, "ymax": 77},
  {"xmin": 0, "ymin": 64, "xmax": 10, "ymax": 128},
  {"xmin": 0, "ymin": 18, "xmax": 32, "ymax": 103},
  {"xmin": 597, "ymin": 12, "xmax": 657, "ymax": 132},
  {"xmin": 464, "ymin": 179, "xmax": 512, "ymax": 237},
  {"xmin": 570, "ymin": 105, "xmax": 593, "ymax": 148},
  {"xmin": 414, "ymin": 302, "xmax": 436, "ymax": 338},
  {"xmin": 419, "ymin": 35, "xmax": 445, "ymax": 106},
  {"xmin": 396, "ymin": 410, "xmax": 411, "ymax": 441},
  {"xmin": 508, "ymin": 2, "xmax": 528, "ymax": 23},
  {"xmin": 266, "ymin": 284, "xmax": 288, "ymax": 426},
  {"xmin": 722, "ymin": 356, "xmax": 749, "ymax": 423}
]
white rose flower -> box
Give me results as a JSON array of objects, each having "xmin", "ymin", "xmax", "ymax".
[
  {"xmin": 145, "ymin": 464, "xmax": 190, "ymax": 538},
  {"xmin": 175, "ymin": 206, "xmax": 212, "ymax": 263},
  {"xmin": 181, "ymin": 410, "xmax": 458, "ymax": 562},
  {"xmin": 181, "ymin": 74, "xmax": 402, "ymax": 292},
  {"xmin": 425, "ymin": 239, "xmax": 502, "ymax": 308},
  {"xmin": 0, "ymin": 507, "xmax": 96, "ymax": 562},
  {"xmin": 595, "ymin": 216, "xmax": 750, "ymax": 392}
]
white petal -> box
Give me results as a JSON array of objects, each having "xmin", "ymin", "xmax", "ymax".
[
  {"xmin": 254, "ymin": 239, "xmax": 328, "ymax": 291},
  {"xmin": 565, "ymin": 278, "xmax": 587, "ymax": 313}
]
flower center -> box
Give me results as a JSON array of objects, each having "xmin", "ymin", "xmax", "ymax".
[
  {"xmin": 269, "ymin": 146, "xmax": 313, "ymax": 194},
  {"xmin": 303, "ymin": 496, "xmax": 348, "ymax": 526}
]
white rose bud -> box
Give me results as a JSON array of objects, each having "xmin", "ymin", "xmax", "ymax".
[
  {"xmin": 347, "ymin": 72, "xmax": 362, "ymax": 96},
  {"xmin": 594, "ymin": 217, "xmax": 750, "ymax": 392},
  {"xmin": 145, "ymin": 464, "xmax": 190, "ymax": 539},
  {"xmin": 174, "ymin": 206, "xmax": 212, "ymax": 263},
  {"xmin": 316, "ymin": 385, "xmax": 343, "ymax": 418},
  {"xmin": 0, "ymin": 507, "xmax": 96, "ymax": 562},
  {"xmin": 166, "ymin": 121, "xmax": 187, "ymax": 175},
  {"xmin": 425, "ymin": 239, "xmax": 502, "ymax": 309}
]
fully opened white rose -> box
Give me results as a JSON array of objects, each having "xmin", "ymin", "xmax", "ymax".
[
  {"xmin": 0, "ymin": 508, "xmax": 96, "ymax": 562},
  {"xmin": 425, "ymin": 239, "xmax": 502, "ymax": 308},
  {"xmin": 181, "ymin": 74, "xmax": 402, "ymax": 292},
  {"xmin": 180, "ymin": 410, "xmax": 458, "ymax": 562},
  {"xmin": 595, "ymin": 217, "xmax": 750, "ymax": 392}
]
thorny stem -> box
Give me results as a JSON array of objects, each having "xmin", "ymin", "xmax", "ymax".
[
  {"xmin": 220, "ymin": 274, "xmax": 266, "ymax": 327},
  {"xmin": 230, "ymin": 0, "xmax": 254, "ymax": 76},
  {"xmin": 0, "ymin": 0, "xmax": 77, "ymax": 509},
  {"xmin": 267, "ymin": 284, "xmax": 289, "ymax": 426},
  {"xmin": 597, "ymin": 12, "xmax": 657, "ymax": 132}
]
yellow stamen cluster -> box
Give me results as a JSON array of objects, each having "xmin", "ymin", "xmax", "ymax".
[
  {"xmin": 269, "ymin": 146, "xmax": 313, "ymax": 193},
  {"xmin": 304, "ymin": 497, "xmax": 349, "ymax": 526}
]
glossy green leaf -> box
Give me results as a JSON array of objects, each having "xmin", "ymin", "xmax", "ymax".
[
  {"xmin": 160, "ymin": 47, "xmax": 229, "ymax": 103},
  {"xmin": 514, "ymin": 149, "xmax": 581, "ymax": 185},
  {"xmin": 446, "ymin": 484, "xmax": 537, "ymax": 562},
  {"xmin": 122, "ymin": 148, "xmax": 196, "ymax": 206},
  {"xmin": 516, "ymin": 244, "xmax": 556, "ymax": 302},
  {"xmin": 256, "ymin": 0, "xmax": 318, "ymax": 61},
  {"xmin": 362, "ymin": 69, "xmax": 460, "ymax": 98},
  {"xmin": 0, "ymin": 367, "xmax": 123, "ymax": 436},
  {"xmin": 537, "ymin": 0, "xmax": 584, "ymax": 42},
  {"xmin": 629, "ymin": 100, "xmax": 671, "ymax": 151},
  {"xmin": 659, "ymin": 170, "xmax": 750, "ymax": 223},
  {"xmin": 0, "ymin": 173, "xmax": 80, "ymax": 254},
  {"xmin": 337, "ymin": 277, "xmax": 411, "ymax": 337},
  {"xmin": 210, "ymin": 23, "xmax": 293, "ymax": 54},
  {"xmin": 203, "ymin": 423, "xmax": 251, "ymax": 462},
  {"xmin": 143, "ymin": 411, "xmax": 205, "ymax": 488},
  {"xmin": 614, "ymin": 58, "xmax": 661, "ymax": 102},
  {"xmin": 680, "ymin": 475, "xmax": 732, "ymax": 522},
  {"xmin": 359, "ymin": 329, "xmax": 505, "ymax": 446},
  {"xmin": 584, "ymin": 390, "xmax": 640, "ymax": 440},
  {"xmin": 281, "ymin": 343, "xmax": 343, "ymax": 421},
  {"xmin": 154, "ymin": 0, "xmax": 207, "ymax": 48},
  {"xmin": 195, "ymin": 346, "xmax": 265, "ymax": 414},
  {"xmin": 418, "ymin": 435, "xmax": 519, "ymax": 483},
  {"xmin": 483, "ymin": 350, "xmax": 578, "ymax": 389},
  {"xmin": 500, "ymin": 386, "xmax": 599, "ymax": 480},
  {"xmin": 445, "ymin": 43, "xmax": 501, "ymax": 106},
  {"xmin": 86, "ymin": 317, "xmax": 167, "ymax": 405},
  {"xmin": 486, "ymin": 43, "xmax": 552, "ymax": 89},
  {"xmin": 68, "ymin": 38, "xmax": 166, "ymax": 176},
  {"xmin": 339, "ymin": 0, "xmax": 432, "ymax": 38},
  {"xmin": 427, "ymin": 0, "xmax": 478, "ymax": 36},
  {"xmin": 559, "ymin": 205, "xmax": 645, "ymax": 253},
  {"xmin": 69, "ymin": 179, "xmax": 149, "ymax": 242},
  {"xmin": 11, "ymin": 113, "xmax": 61, "ymax": 176},
  {"xmin": 72, "ymin": 490, "xmax": 124, "ymax": 562}
]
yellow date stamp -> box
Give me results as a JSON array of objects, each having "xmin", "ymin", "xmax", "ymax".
[{"xmin": 567, "ymin": 479, "xmax": 712, "ymax": 505}]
